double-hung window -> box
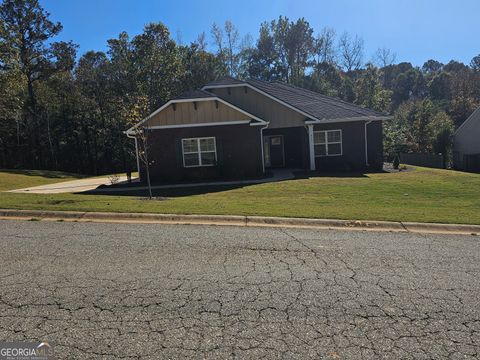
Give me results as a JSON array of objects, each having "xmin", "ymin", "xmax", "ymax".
[
  {"xmin": 182, "ymin": 137, "xmax": 217, "ymax": 167},
  {"xmin": 313, "ymin": 130, "xmax": 342, "ymax": 157}
]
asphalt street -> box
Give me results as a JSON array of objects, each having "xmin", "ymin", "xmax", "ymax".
[{"xmin": 0, "ymin": 220, "xmax": 479, "ymax": 359}]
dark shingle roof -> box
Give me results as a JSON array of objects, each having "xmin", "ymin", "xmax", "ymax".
[
  {"xmin": 204, "ymin": 77, "xmax": 387, "ymax": 121},
  {"xmin": 203, "ymin": 76, "xmax": 245, "ymax": 87},
  {"xmin": 172, "ymin": 89, "xmax": 216, "ymax": 100}
]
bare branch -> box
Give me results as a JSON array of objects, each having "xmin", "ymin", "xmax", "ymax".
[
  {"xmin": 338, "ymin": 32, "xmax": 364, "ymax": 72},
  {"xmin": 195, "ymin": 32, "xmax": 207, "ymax": 51},
  {"xmin": 133, "ymin": 124, "xmax": 153, "ymax": 199},
  {"xmin": 224, "ymin": 20, "xmax": 240, "ymax": 76},
  {"xmin": 210, "ymin": 23, "xmax": 223, "ymax": 54},
  {"xmin": 374, "ymin": 47, "xmax": 397, "ymax": 68},
  {"xmin": 315, "ymin": 27, "xmax": 336, "ymax": 64}
]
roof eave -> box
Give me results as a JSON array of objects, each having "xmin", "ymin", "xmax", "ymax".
[{"xmin": 305, "ymin": 115, "xmax": 393, "ymax": 125}]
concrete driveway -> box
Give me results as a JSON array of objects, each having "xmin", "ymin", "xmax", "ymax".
[
  {"xmin": 0, "ymin": 220, "xmax": 479, "ymax": 359},
  {"xmin": 7, "ymin": 169, "xmax": 294, "ymax": 194},
  {"xmin": 7, "ymin": 176, "xmax": 132, "ymax": 194}
]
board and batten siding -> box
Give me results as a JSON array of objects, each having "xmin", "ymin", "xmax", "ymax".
[
  {"xmin": 211, "ymin": 87, "xmax": 306, "ymax": 128},
  {"xmin": 144, "ymin": 100, "xmax": 251, "ymax": 127},
  {"xmin": 453, "ymin": 108, "xmax": 480, "ymax": 171},
  {"xmin": 143, "ymin": 123, "xmax": 263, "ymax": 182},
  {"xmin": 312, "ymin": 121, "xmax": 367, "ymax": 171},
  {"xmin": 454, "ymin": 108, "xmax": 480, "ymax": 156}
]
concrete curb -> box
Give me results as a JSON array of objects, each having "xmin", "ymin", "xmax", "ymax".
[
  {"xmin": 0, "ymin": 209, "xmax": 247, "ymax": 226},
  {"xmin": 401, "ymin": 222, "xmax": 480, "ymax": 235},
  {"xmin": 0, "ymin": 209, "xmax": 478, "ymax": 235},
  {"xmin": 246, "ymin": 216, "xmax": 407, "ymax": 231}
]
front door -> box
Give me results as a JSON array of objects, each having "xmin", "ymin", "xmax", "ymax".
[{"xmin": 264, "ymin": 135, "xmax": 285, "ymax": 168}]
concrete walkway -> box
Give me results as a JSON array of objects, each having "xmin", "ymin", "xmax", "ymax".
[
  {"xmin": 8, "ymin": 176, "xmax": 135, "ymax": 194},
  {"xmin": 88, "ymin": 168, "xmax": 296, "ymax": 193},
  {"xmin": 7, "ymin": 169, "xmax": 295, "ymax": 194}
]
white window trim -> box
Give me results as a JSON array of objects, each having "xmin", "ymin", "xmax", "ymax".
[
  {"xmin": 182, "ymin": 137, "xmax": 217, "ymax": 168},
  {"xmin": 313, "ymin": 129, "xmax": 343, "ymax": 157}
]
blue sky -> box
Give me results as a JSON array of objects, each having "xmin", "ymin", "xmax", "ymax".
[{"xmin": 41, "ymin": 0, "xmax": 479, "ymax": 66}]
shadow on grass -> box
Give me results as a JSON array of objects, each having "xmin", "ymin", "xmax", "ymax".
[
  {"xmin": 0, "ymin": 169, "xmax": 85, "ymax": 179},
  {"xmin": 79, "ymin": 168, "xmax": 390, "ymax": 198},
  {"xmin": 293, "ymin": 170, "xmax": 380, "ymax": 179},
  {"xmin": 80, "ymin": 183, "xmax": 249, "ymax": 198}
]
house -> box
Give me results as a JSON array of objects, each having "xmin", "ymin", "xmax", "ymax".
[
  {"xmin": 125, "ymin": 77, "xmax": 391, "ymax": 182},
  {"xmin": 453, "ymin": 107, "xmax": 480, "ymax": 172}
]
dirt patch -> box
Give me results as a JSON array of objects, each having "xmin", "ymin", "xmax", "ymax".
[{"xmin": 383, "ymin": 163, "xmax": 413, "ymax": 173}]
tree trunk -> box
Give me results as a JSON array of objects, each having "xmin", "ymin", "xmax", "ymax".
[
  {"xmin": 45, "ymin": 112, "xmax": 57, "ymax": 170},
  {"xmin": 0, "ymin": 138, "xmax": 5, "ymax": 168},
  {"xmin": 83, "ymin": 122, "xmax": 93, "ymax": 174},
  {"xmin": 144, "ymin": 148, "xmax": 153, "ymax": 199},
  {"xmin": 93, "ymin": 129, "xmax": 98, "ymax": 175},
  {"xmin": 27, "ymin": 76, "xmax": 40, "ymax": 168}
]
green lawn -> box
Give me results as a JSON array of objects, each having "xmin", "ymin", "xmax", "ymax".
[
  {"xmin": 0, "ymin": 167, "xmax": 479, "ymax": 224},
  {"xmin": 0, "ymin": 169, "xmax": 84, "ymax": 191}
]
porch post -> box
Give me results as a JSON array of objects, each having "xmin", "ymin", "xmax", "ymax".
[
  {"xmin": 260, "ymin": 124, "xmax": 268, "ymax": 174},
  {"xmin": 307, "ymin": 124, "xmax": 316, "ymax": 171},
  {"xmin": 134, "ymin": 137, "xmax": 141, "ymax": 177}
]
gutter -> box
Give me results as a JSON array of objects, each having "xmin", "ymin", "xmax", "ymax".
[
  {"xmin": 125, "ymin": 131, "xmax": 141, "ymax": 177},
  {"xmin": 259, "ymin": 123, "xmax": 270, "ymax": 173}
]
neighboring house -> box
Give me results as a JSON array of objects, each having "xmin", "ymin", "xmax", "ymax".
[
  {"xmin": 453, "ymin": 107, "xmax": 480, "ymax": 172},
  {"xmin": 125, "ymin": 77, "xmax": 391, "ymax": 182}
]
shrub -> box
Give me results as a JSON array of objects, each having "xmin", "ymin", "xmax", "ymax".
[
  {"xmin": 393, "ymin": 155, "xmax": 400, "ymax": 170},
  {"xmin": 108, "ymin": 174, "xmax": 120, "ymax": 185}
]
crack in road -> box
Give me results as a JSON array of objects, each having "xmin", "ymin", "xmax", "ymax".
[{"xmin": 0, "ymin": 220, "xmax": 479, "ymax": 359}]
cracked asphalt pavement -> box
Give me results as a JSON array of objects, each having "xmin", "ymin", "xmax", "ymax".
[{"xmin": 0, "ymin": 220, "xmax": 479, "ymax": 359}]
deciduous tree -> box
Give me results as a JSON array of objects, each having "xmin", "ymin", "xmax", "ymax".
[{"xmin": 338, "ymin": 32, "xmax": 364, "ymax": 72}]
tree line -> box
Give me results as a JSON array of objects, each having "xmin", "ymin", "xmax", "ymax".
[{"xmin": 1, "ymin": 0, "xmax": 479, "ymax": 174}]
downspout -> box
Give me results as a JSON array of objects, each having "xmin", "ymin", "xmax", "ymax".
[
  {"xmin": 126, "ymin": 132, "xmax": 140, "ymax": 178},
  {"xmin": 364, "ymin": 120, "xmax": 373, "ymax": 167}
]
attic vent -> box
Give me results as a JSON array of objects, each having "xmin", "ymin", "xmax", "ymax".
[
  {"xmin": 244, "ymin": 86, "xmax": 248, "ymax": 94},
  {"xmin": 193, "ymin": 102, "xmax": 197, "ymax": 110},
  {"xmin": 227, "ymin": 88, "xmax": 231, "ymax": 95},
  {"xmin": 215, "ymin": 100, "xmax": 219, "ymax": 109},
  {"xmin": 172, "ymin": 103, "xmax": 176, "ymax": 111}
]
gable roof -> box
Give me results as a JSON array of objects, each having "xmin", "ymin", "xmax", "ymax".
[
  {"xmin": 171, "ymin": 89, "xmax": 216, "ymax": 100},
  {"xmin": 125, "ymin": 88, "xmax": 267, "ymax": 134},
  {"xmin": 454, "ymin": 106, "xmax": 480, "ymax": 136},
  {"xmin": 203, "ymin": 76, "xmax": 245, "ymax": 87},
  {"xmin": 203, "ymin": 77, "xmax": 390, "ymax": 122}
]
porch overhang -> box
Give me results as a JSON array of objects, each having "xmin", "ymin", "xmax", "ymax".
[{"xmin": 304, "ymin": 115, "xmax": 392, "ymax": 125}]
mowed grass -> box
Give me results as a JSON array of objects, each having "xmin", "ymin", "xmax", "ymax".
[
  {"xmin": 0, "ymin": 167, "xmax": 479, "ymax": 224},
  {"xmin": 0, "ymin": 169, "xmax": 84, "ymax": 191}
]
